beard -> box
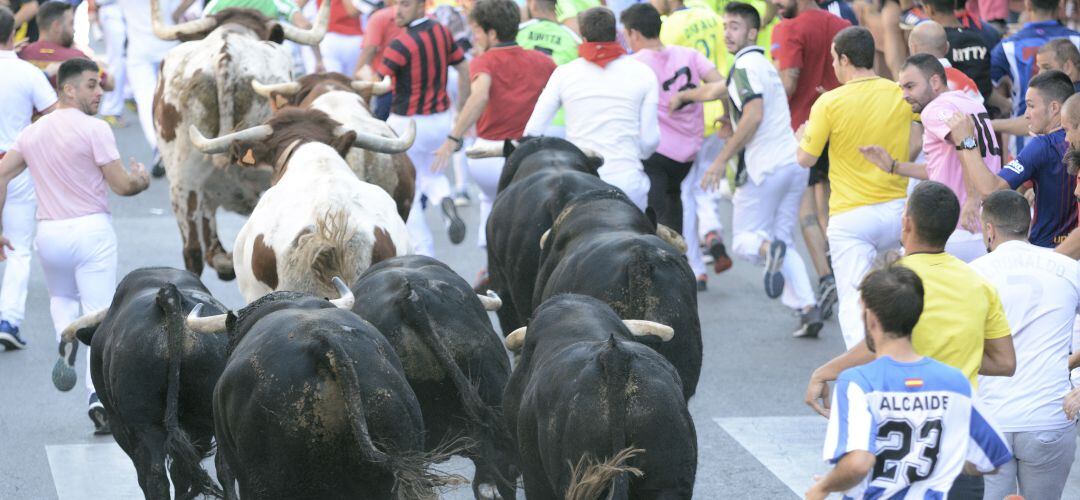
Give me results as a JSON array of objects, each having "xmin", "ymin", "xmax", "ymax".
[
  {"xmin": 780, "ymin": 4, "xmax": 797, "ymax": 18},
  {"xmin": 1066, "ymin": 146, "xmax": 1080, "ymax": 176}
]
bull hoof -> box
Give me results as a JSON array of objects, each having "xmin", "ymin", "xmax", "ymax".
[
  {"xmin": 52, "ymin": 357, "xmax": 77, "ymax": 392},
  {"xmin": 211, "ymin": 254, "xmax": 236, "ymax": 282}
]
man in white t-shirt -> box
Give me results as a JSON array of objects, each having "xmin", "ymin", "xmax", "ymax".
[
  {"xmin": 699, "ymin": 2, "xmax": 821, "ymax": 337},
  {"xmin": 970, "ymin": 189, "xmax": 1080, "ymax": 500},
  {"xmin": 523, "ymin": 6, "xmax": 659, "ymax": 210},
  {"xmin": 0, "ymin": 6, "xmax": 57, "ymax": 350}
]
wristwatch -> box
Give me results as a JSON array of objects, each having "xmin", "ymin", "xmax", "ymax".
[
  {"xmin": 957, "ymin": 136, "xmax": 978, "ymax": 151},
  {"xmin": 447, "ymin": 135, "xmax": 464, "ymax": 152}
]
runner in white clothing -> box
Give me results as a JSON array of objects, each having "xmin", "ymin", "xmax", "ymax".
[
  {"xmin": 0, "ymin": 7, "xmax": 57, "ymax": 351},
  {"xmin": 523, "ymin": 7, "xmax": 659, "ymax": 210},
  {"xmin": 970, "ymin": 190, "xmax": 1080, "ymax": 500},
  {"xmin": 0, "ymin": 58, "xmax": 150, "ymax": 433},
  {"xmin": 699, "ymin": 2, "xmax": 822, "ymax": 337}
]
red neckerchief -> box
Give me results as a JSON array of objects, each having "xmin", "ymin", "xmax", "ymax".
[{"xmin": 578, "ymin": 41, "xmax": 626, "ymax": 69}]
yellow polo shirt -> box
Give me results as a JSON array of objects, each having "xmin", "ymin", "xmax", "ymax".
[
  {"xmin": 799, "ymin": 76, "xmax": 913, "ymax": 215},
  {"xmin": 899, "ymin": 252, "xmax": 1012, "ymax": 388}
]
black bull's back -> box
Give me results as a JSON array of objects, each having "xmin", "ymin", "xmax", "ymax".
[{"xmin": 214, "ymin": 303, "xmax": 425, "ymax": 499}]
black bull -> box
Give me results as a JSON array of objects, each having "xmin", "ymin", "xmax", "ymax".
[
  {"xmin": 484, "ymin": 137, "xmax": 701, "ymax": 398},
  {"xmin": 51, "ymin": 267, "xmax": 230, "ymax": 500},
  {"xmin": 350, "ymin": 255, "xmax": 517, "ymax": 499},
  {"xmin": 503, "ymin": 294, "xmax": 697, "ymax": 500},
  {"xmin": 212, "ymin": 291, "xmax": 454, "ymax": 499}
]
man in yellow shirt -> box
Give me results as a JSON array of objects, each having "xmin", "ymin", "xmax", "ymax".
[
  {"xmin": 805, "ymin": 181, "xmax": 1016, "ymax": 417},
  {"xmin": 796, "ymin": 26, "xmax": 918, "ymax": 348}
]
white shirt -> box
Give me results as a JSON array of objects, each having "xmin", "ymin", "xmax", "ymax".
[
  {"xmin": 0, "ymin": 51, "xmax": 57, "ymax": 152},
  {"xmin": 726, "ymin": 46, "xmax": 798, "ymax": 184},
  {"xmin": 116, "ymin": 0, "xmax": 180, "ymax": 57},
  {"xmin": 971, "ymin": 240, "xmax": 1080, "ymax": 432},
  {"xmin": 524, "ymin": 55, "xmax": 660, "ymax": 177}
]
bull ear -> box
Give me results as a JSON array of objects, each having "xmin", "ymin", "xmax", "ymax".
[
  {"xmin": 267, "ymin": 23, "xmax": 285, "ymax": 44},
  {"xmin": 75, "ymin": 326, "xmax": 96, "ymax": 346},
  {"xmin": 644, "ymin": 207, "xmax": 659, "ymax": 230},
  {"xmin": 332, "ymin": 130, "xmax": 358, "ymax": 158}
]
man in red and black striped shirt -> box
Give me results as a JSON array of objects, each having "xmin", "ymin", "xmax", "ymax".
[{"xmin": 380, "ymin": 0, "xmax": 471, "ymax": 257}]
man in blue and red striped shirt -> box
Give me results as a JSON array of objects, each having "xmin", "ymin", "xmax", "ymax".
[{"xmin": 380, "ymin": 0, "xmax": 471, "ymax": 257}]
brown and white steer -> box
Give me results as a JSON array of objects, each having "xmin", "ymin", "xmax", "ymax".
[
  {"xmin": 251, "ymin": 73, "xmax": 415, "ymax": 220},
  {"xmin": 189, "ymin": 109, "xmax": 414, "ymax": 302},
  {"xmin": 150, "ymin": 0, "xmax": 330, "ymax": 281}
]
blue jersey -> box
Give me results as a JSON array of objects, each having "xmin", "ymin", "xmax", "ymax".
[
  {"xmin": 998, "ymin": 129, "xmax": 1078, "ymax": 247},
  {"xmin": 821, "ymin": 0, "xmax": 858, "ymax": 26},
  {"xmin": 824, "ymin": 356, "xmax": 1011, "ymax": 499},
  {"xmin": 990, "ymin": 21, "xmax": 1080, "ymax": 150}
]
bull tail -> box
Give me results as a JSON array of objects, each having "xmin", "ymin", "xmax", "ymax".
[
  {"xmin": 397, "ymin": 279, "xmax": 506, "ymax": 445},
  {"xmin": 157, "ymin": 284, "xmax": 223, "ymax": 499},
  {"xmin": 564, "ymin": 336, "xmax": 643, "ymax": 500},
  {"xmin": 287, "ymin": 209, "xmax": 361, "ymax": 297},
  {"xmin": 315, "ymin": 332, "xmax": 467, "ymax": 499}
]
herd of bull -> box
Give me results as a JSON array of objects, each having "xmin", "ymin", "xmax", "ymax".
[{"xmin": 42, "ymin": 2, "xmax": 705, "ymax": 499}]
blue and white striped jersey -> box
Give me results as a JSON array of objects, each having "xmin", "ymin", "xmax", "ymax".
[{"xmin": 823, "ymin": 356, "xmax": 1012, "ymax": 499}]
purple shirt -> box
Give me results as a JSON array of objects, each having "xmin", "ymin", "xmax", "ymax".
[
  {"xmin": 921, "ymin": 91, "xmax": 1001, "ymax": 228},
  {"xmin": 12, "ymin": 108, "xmax": 118, "ymax": 220},
  {"xmin": 633, "ymin": 45, "xmax": 715, "ymax": 162}
]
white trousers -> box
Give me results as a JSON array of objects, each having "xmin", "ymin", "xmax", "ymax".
[
  {"xmin": 36, "ymin": 213, "xmax": 118, "ymax": 395},
  {"xmin": 97, "ymin": 4, "xmax": 127, "ymax": 117},
  {"xmin": 467, "ymin": 155, "xmax": 502, "ymax": 249},
  {"xmin": 446, "ymin": 67, "xmax": 470, "ymax": 192},
  {"xmin": 0, "ymin": 171, "xmax": 36, "ymax": 327},
  {"xmin": 601, "ymin": 168, "xmax": 650, "ymax": 212},
  {"xmin": 320, "ymin": 32, "xmax": 363, "ymax": 77},
  {"xmin": 732, "ymin": 163, "xmax": 815, "ymax": 310},
  {"xmin": 946, "ymin": 228, "xmax": 987, "ymax": 263},
  {"xmin": 126, "ymin": 48, "xmax": 163, "ymax": 148},
  {"xmin": 389, "ymin": 111, "xmax": 453, "ymax": 257},
  {"xmin": 684, "ymin": 134, "xmax": 725, "ymax": 276},
  {"xmin": 827, "ymin": 198, "xmax": 905, "ymax": 348}
]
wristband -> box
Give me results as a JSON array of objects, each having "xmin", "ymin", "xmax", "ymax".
[
  {"xmin": 447, "ymin": 135, "xmax": 463, "ymax": 152},
  {"xmin": 890, "ymin": 159, "xmax": 897, "ymax": 174}
]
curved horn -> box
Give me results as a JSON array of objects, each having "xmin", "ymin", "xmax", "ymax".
[
  {"xmin": 186, "ymin": 303, "xmax": 229, "ymax": 334},
  {"xmin": 655, "ymin": 224, "xmax": 688, "ymax": 254},
  {"xmin": 189, "ymin": 124, "xmax": 274, "ymax": 154},
  {"xmin": 351, "ymin": 76, "xmax": 392, "ymax": 96},
  {"xmin": 505, "ymin": 326, "xmax": 526, "ymax": 352},
  {"xmin": 252, "ymin": 79, "xmax": 301, "ymax": 97},
  {"xmin": 579, "ymin": 147, "xmax": 605, "ymax": 166},
  {"xmin": 336, "ymin": 119, "xmax": 416, "ymax": 154},
  {"xmin": 280, "ymin": 0, "xmax": 330, "ymax": 45},
  {"xmin": 60, "ymin": 308, "xmax": 108, "ymax": 343},
  {"xmin": 329, "ymin": 277, "xmax": 355, "ymax": 309},
  {"xmin": 466, "ymin": 138, "xmax": 507, "ymax": 159},
  {"xmin": 622, "ymin": 319, "xmax": 674, "ymax": 342},
  {"xmin": 477, "ymin": 290, "xmax": 501, "ymax": 311},
  {"xmin": 539, "ymin": 228, "xmax": 551, "ymax": 250},
  {"xmin": 151, "ymin": 0, "xmax": 218, "ymax": 40}
]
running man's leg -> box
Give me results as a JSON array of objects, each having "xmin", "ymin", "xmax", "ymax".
[
  {"xmin": 827, "ymin": 205, "xmax": 884, "ymax": 349},
  {"xmin": 390, "ymin": 112, "xmax": 462, "ymax": 252},
  {"xmin": 0, "ymin": 173, "xmax": 36, "ymax": 331},
  {"xmin": 600, "ymin": 169, "xmax": 650, "ymax": 212},
  {"xmin": 71, "ymin": 217, "xmax": 118, "ymax": 395},
  {"xmin": 644, "ymin": 153, "xmax": 692, "ymax": 233},
  {"xmin": 1013, "ymin": 427, "xmax": 1076, "ymax": 499},
  {"xmin": 774, "ymin": 164, "xmax": 816, "ymax": 311},
  {"xmin": 97, "ymin": 4, "xmax": 128, "ymax": 119},
  {"xmin": 982, "ymin": 432, "xmax": 1018, "ymax": 500},
  {"xmin": 320, "ymin": 32, "xmax": 363, "ymax": 76},
  {"xmin": 126, "ymin": 50, "xmax": 161, "ymax": 149},
  {"xmin": 467, "ymin": 155, "xmax": 503, "ymax": 249}
]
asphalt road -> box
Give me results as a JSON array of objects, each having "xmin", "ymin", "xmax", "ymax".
[{"xmin": 2, "ymin": 107, "xmax": 1078, "ymax": 499}]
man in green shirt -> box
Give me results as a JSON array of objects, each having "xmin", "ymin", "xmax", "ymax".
[{"xmin": 517, "ymin": 0, "xmax": 580, "ymax": 136}]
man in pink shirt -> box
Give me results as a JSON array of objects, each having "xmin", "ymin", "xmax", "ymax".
[
  {"xmin": 861, "ymin": 53, "xmax": 1001, "ymax": 262},
  {"xmin": 621, "ymin": 3, "xmax": 724, "ymax": 234},
  {"xmin": 0, "ymin": 58, "xmax": 149, "ymax": 434}
]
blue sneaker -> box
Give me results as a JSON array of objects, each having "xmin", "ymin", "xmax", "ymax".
[
  {"xmin": 763, "ymin": 240, "xmax": 787, "ymax": 299},
  {"xmin": 0, "ymin": 320, "xmax": 26, "ymax": 350}
]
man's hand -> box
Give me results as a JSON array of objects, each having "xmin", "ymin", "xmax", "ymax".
[
  {"xmin": 700, "ymin": 162, "xmax": 727, "ymax": 191},
  {"xmin": 804, "ymin": 477, "xmax": 828, "ymax": 500},
  {"xmin": 716, "ymin": 118, "xmax": 734, "ymax": 139},
  {"xmin": 1065, "ymin": 387, "xmax": 1080, "ymax": 420},
  {"xmin": 858, "ymin": 145, "xmax": 895, "ymax": 173},
  {"xmin": 0, "ymin": 235, "xmax": 14, "ymax": 261},
  {"xmin": 129, "ymin": 158, "xmax": 150, "ymax": 192},
  {"xmin": 805, "ymin": 370, "xmax": 832, "ymax": 417},
  {"xmin": 960, "ymin": 194, "xmax": 981, "ymax": 233},
  {"xmin": 432, "ymin": 140, "xmax": 456, "ymax": 173},
  {"xmin": 944, "ymin": 112, "xmax": 975, "ymax": 146},
  {"xmin": 669, "ymin": 93, "xmax": 687, "ymax": 114}
]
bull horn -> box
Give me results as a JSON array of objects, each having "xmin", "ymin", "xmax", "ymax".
[
  {"xmin": 466, "ymin": 138, "xmax": 506, "ymax": 159},
  {"xmin": 505, "ymin": 326, "xmax": 526, "ymax": 351},
  {"xmin": 280, "ymin": 0, "xmax": 330, "ymax": 45},
  {"xmin": 151, "ymin": 0, "xmax": 218, "ymax": 40},
  {"xmin": 186, "ymin": 303, "xmax": 229, "ymax": 334},
  {"xmin": 351, "ymin": 76, "xmax": 392, "ymax": 96},
  {"xmin": 336, "ymin": 119, "xmax": 416, "ymax": 154},
  {"xmin": 252, "ymin": 79, "xmax": 301, "ymax": 97},
  {"xmin": 539, "ymin": 228, "xmax": 551, "ymax": 250},
  {"xmin": 655, "ymin": 224, "xmax": 688, "ymax": 254},
  {"xmin": 60, "ymin": 308, "xmax": 108, "ymax": 343},
  {"xmin": 477, "ymin": 290, "xmax": 501, "ymax": 311},
  {"xmin": 622, "ymin": 319, "xmax": 674, "ymax": 342},
  {"xmin": 579, "ymin": 147, "xmax": 605, "ymax": 166},
  {"xmin": 189, "ymin": 124, "xmax": 274, "ymax": 154},
  {"xmin": 329, "ymin": 277, "xmax": 355, "ymax": 309}
]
